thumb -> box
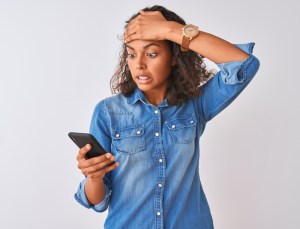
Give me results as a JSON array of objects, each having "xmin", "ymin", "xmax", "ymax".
[{"xmin": 78, "ymin": 144, "xmax": 91, "ymax": 160}]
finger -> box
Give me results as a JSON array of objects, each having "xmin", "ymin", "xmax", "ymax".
[
  {"xmin": 124, "ymin": 34, "xmax": 135, "ymax": 44},
  {"xmin": 89, "ymin": 154, "xmax": 115, "ymax": 169},
  {"xmin": 76, "ymin": 144, "xmax": 91, "ymax": 161},
  {"xmin": 90, "ymin": 155, "xmax": 115, "ymax": 171},
  {"xmin": 79, "ymin": 152, "xmax": 110, "ymax": 169},
  {"xmin": 139, "ymin": 10, "xmax": 160, "ymax": 16},
  {"xmin": 125, "ymin": 21, "xmax": 136, "ymax": 30},
  {"xmin": 124, "ymin": 32, "xmax": 143, "ymax": 44},
  {"xmin": 83, "ymin": 157, "xmax": 118, "ymax": 175},
  {"xmin": 80, "ymin": 152, "xmax": 114, "ymax": 169},
  {"xmin": 124, "ymin": 25, "xmax": 136, "ymax": 40},
  {"xmin": 87, "ymin": 161, "xmax": 119, "ymax": 179}
]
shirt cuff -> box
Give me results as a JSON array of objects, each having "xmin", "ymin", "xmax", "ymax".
[
  {"xmin": 216, "ymin": 42, "xmax": 257, "ymax": 84},
  {"xmin": 74, "ymin": 178, "xmax": 111, "ymax": 213}
]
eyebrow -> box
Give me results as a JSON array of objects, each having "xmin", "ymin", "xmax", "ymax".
[{"xmin": 125, "ymin": 42, "xmax": 161, "ymax": 50}]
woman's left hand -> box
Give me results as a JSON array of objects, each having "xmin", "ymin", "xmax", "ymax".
[{"xmin": 124, "ymin": 10, "xmax": 170, "ymax": 43}]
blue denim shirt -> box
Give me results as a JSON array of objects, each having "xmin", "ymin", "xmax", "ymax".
[{"xmin": 75, "ymin": 43, "xmax": 260, "ymax": 229}]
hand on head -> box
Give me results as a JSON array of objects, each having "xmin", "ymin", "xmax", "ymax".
[{"xmin": 123, "ymin": 10, "xmax": 168, "ymax": 44}]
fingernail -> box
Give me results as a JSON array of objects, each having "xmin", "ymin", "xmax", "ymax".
[{"xmin": 106, "ymin": 153, "xmax": 112, "ymax": 159}]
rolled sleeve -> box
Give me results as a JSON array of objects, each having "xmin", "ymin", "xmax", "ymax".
[
  {"xmin": 74, "ymin": 177, "xmax": 111, "ymax": 213},
  {"xmin": 74, "ymin": 100, "xmax": 113, "ymax": 213},
  {"xmin": 217, "ymin": 42, "xmax": 257, "ymax": 84},
  {"xmin": 199, "ymin": 42, "xmax": 260, "ymax": 121}
]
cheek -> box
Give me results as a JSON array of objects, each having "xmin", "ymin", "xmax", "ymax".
[
  {"xmin": 163, "ymin": 68, "xmax": 172, "ymax": 80},
  {"xmin": 156, "ymin": 61, "xmax": 172, "ymax": 78},
  {"xmin": 127, "ymin": 62, "xmax": 135, "ymax": 75}
]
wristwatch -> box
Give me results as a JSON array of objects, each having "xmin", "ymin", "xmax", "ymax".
[{"xmin": 181, "ymin": 24, "xmax": 199, "ymax": 52}]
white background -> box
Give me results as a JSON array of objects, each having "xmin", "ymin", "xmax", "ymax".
[{"xmin": 0, "ymin": 0, "xmax": 299, "ymax": 228}]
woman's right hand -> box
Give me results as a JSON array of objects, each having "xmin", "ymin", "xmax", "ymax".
[
  {"xmin": 76, "ymin": 144, "xmax": 119, "ymax": 181},
  {"xmin": 123, "ymin": 10, "xmax": 172, "ymax": 44}
]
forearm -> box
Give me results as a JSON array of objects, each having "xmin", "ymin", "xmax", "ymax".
[
  {"xmin": 84, "ymin": 177, "xmax": 106, "ymax": 206},
  {"xmin": 165, "ymin": 21, "xmax": 249, "ymax": 64}
]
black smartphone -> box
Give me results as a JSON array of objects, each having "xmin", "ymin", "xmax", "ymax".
[{"xmin": 68, "ymin": 132, "xmax": 114, "ymax": 164}]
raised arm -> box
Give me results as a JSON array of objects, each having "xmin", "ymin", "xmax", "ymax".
[{"xmin": 124, "ymin": 10, "xmax": 249, "ymax": 64}]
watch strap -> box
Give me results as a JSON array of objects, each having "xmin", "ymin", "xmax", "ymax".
[{"xmin": 181, "ymin": 36, "xmax": 191, "ymax": 52}]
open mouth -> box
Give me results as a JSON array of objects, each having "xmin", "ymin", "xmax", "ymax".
[
  {"xmin": 137, "ymin": 76, "xmax": 150, "ymax": 80},
  {"xmin": 136, "ymin": 75, "xmax": 151, "ymax": 84}
]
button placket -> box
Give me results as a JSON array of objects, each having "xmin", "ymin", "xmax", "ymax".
[{"xmin": 153, "ymin": 107, "xmax": 164, "ymax": 228}]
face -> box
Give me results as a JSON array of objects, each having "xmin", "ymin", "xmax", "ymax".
[{"xmin": 126, "ymin": 40, "xmax": 173, "ymax": 104}]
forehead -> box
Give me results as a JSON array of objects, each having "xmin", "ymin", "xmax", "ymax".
[{"xmin": 125, "ymin": 40, "xmax": 170, "ymax": 51}]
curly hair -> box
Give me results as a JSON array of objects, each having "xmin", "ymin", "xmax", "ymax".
[{"xmin": 110, "ymin": 5, "xmax": 215, "ymax": 105}]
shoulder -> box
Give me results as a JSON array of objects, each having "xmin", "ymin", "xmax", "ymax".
[{"xmin": 94, "ymin": 93, "xmax": 132, "ymax": 113}]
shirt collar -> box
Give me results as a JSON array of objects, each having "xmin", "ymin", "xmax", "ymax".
[{"xmin": 127, "ymin": 88, "xmax": 169, "ymax": 107}]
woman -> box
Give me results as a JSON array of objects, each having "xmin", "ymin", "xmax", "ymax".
[{"xmin": 74, "ymin": 5, "xmax": 260, "ymax": 229}]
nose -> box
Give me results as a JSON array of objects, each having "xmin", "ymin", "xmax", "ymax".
[
  {"xmin": 136, "ymin": 56, "xmax": 146, "ymax": 70},
  {"xmin": 137, "ymin": 64, "xmax": 145, "ymax": 70}
]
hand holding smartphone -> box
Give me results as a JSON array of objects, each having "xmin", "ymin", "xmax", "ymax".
[{"xmin": 68, "ymin": 132, "xmax": 115, "ymax": 167}]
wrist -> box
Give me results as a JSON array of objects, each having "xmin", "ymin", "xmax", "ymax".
[
  {"xmin": 181, "ymin": 24, "xmax": 199, "ymax": 52},
  {"xmin": 87, "ymin": 176, "xmax": 105, "ymax": 184},
  {"xmin": 85, "ymin": 177, "xmax": 106, "ymax": 206},
  {"xmin": 163, "ymin": 21, "xmax": 183, "ymax": 43}
]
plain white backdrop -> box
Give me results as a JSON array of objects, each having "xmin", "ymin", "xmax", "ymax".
[{"xmin": 0, "ymin": 0, "xmax": 299, "ymax": 228}]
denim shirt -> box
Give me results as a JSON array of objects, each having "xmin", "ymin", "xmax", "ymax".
[{"xmin": 75, "ymin": 43, "xmax": 260, "ymax": 229}]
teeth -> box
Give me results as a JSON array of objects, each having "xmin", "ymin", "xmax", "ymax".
[{"xmin": 138, "ymin": 76, "xmax": 149, "ymax": 80}]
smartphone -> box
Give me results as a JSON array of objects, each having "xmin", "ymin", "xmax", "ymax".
[{"xmin": 68, "ymin": 132, "xmax": 115, "ymax": 165}]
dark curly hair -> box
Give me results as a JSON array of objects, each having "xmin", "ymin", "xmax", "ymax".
[{"xmin": 110, "ymin": 5, "xmax": 215, "ymax": 105}]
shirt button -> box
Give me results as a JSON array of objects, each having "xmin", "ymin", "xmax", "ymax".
[
  {"xmin": 159, "ymin": 159, "xmax": 163, "ymax": 163},
  {"xmin": 136, "ymin": 130, "xmax": 141, "ymax": 135},
  {"xmin": 154, "ymin": 110, "xmax": 159, "ymax": 114},
  {"xmin": 115, "ymin": 134, "xmax": 120, "ymax": 138},
  {"xmin": 190, "ymin": 120, "xmax": 194, "ymax": 124},
  {"xmin": 171, "ymin": 124, "xmax": 176, "ymax": 129},
  {"xmin": 156, "ymin": 212, "xmax": 161, "ymax": 216},
  {"xmin": 158, "ymin": 183, "xmax": 163, "ymax": 188},
  {"xmin": 155, "ymin": 133, "xmax": 160, "ymax": 137}
]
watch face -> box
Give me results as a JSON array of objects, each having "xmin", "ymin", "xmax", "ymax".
[{"xmin": 183, "ymin": 25, "xmax": 199, "ymax": 37}]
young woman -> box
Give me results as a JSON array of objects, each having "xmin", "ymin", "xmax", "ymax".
[{"xmin": 74, "ymin": 5, "xmax": 260, "ymax": 229}]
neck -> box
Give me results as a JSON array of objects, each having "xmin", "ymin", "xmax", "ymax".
[{"xmin": 144, "ymin": 91, "xmax": 166, "ymax": 106}]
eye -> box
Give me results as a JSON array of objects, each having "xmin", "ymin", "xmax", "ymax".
[
  {"xmin": 127, "ymin": 53, "xmax": 136, "ymax": 59},
  {"xmin": 147, "ymin": 52, "xmax": 157, "ymax": 58}
]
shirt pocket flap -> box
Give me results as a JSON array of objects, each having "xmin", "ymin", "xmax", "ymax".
[
  {"xmin": 166, "ymin": 115, "xmax": 197, "ymax": 130},
  {"xmin": 112, "ymin": 126, "xmax": 145, "ymax": 139},
  {"xmin": 112, "ymin": 125, "xmax": 145, "ymax": 155}
]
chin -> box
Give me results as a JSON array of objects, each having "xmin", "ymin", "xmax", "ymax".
[{"xmin": 136, "ymin": 84, "xmax": 152, "ymax": 91}]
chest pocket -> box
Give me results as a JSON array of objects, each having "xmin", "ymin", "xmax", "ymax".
[
  {"xmin": 112, "ymin": 125, "xmax": 145, "ymax": 155},
  {"xmin": 166, "ymin": 115, "xmax": 197, "ymax": 144}
]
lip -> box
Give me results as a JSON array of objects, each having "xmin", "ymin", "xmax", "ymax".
[{"xmin": 135, "ymin": 75, "xmax": 152, "ymax": 84}]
